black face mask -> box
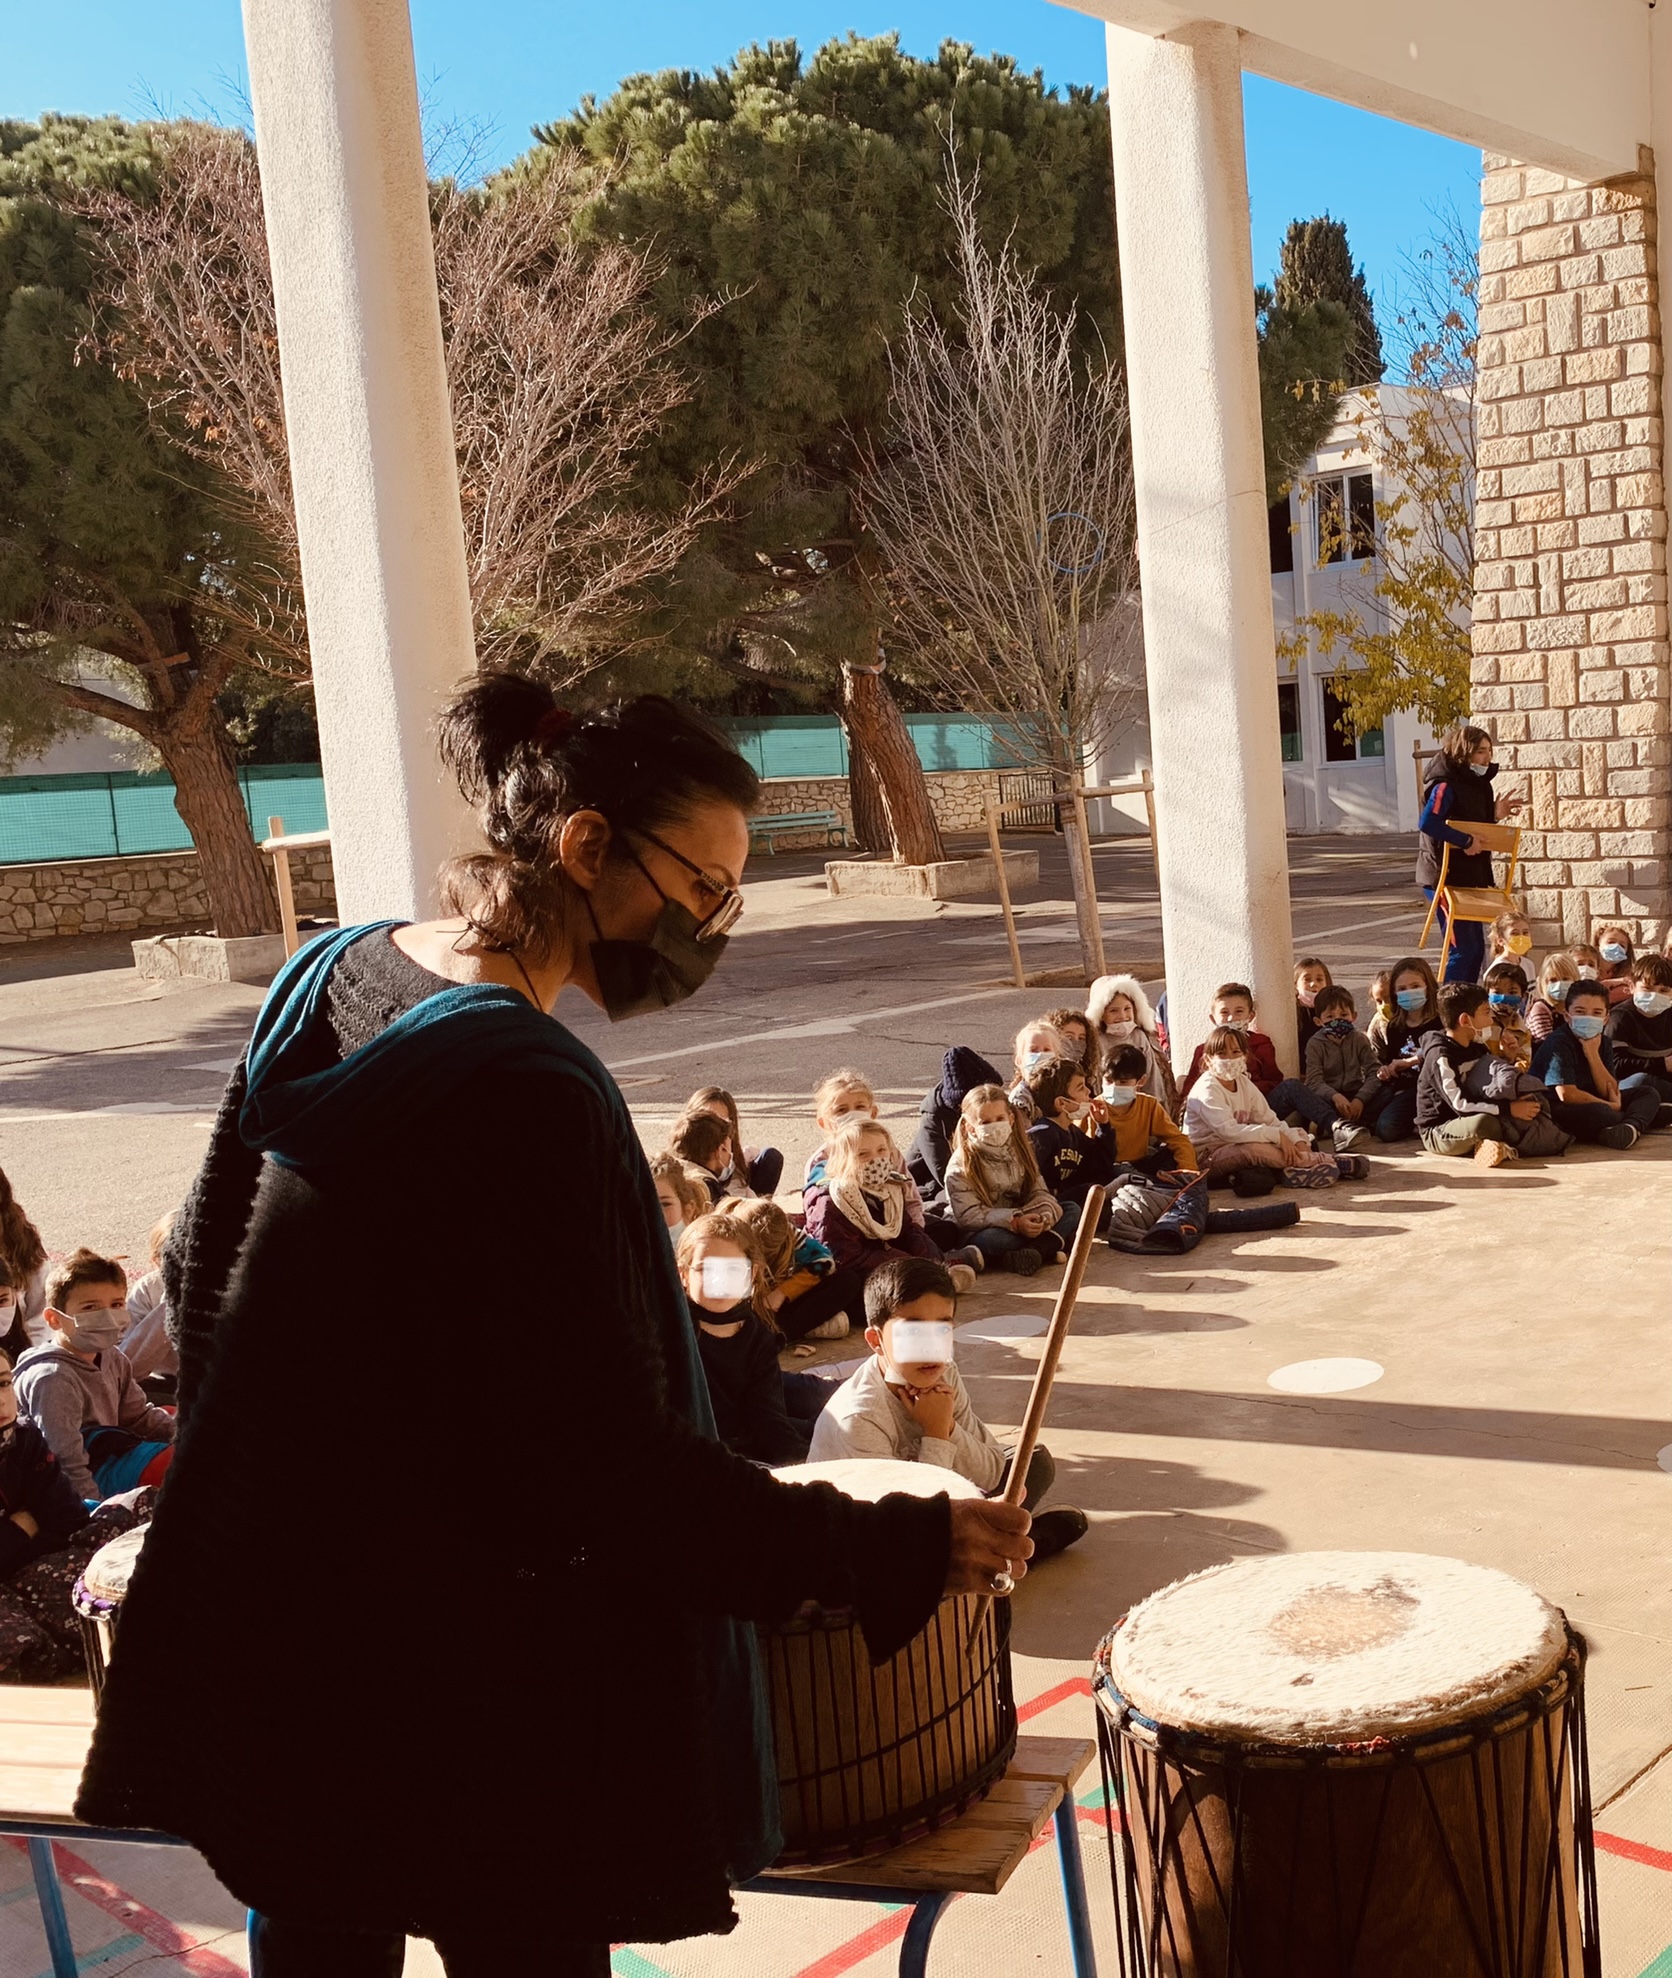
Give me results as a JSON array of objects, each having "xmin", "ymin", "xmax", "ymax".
[{"xmin": 587, "ymin": 871, "xmax": 726, "ymax": 1022}]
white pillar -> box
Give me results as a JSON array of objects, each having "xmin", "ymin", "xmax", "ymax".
[
  {"xmin": 1106, "ymin": 21, "xmax": 1300, "ymax": 1071},
  {"xmin": 242, "ymin": 0, "xmax": 477, "ymax": 923}
]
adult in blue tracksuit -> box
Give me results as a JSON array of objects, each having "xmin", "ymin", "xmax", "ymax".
[{"xmin": 1416, "ymin": 724, "xmax": 1525, "ymax": 983}]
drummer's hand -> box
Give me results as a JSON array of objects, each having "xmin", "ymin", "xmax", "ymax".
[{"xmin": 944, "ymin": 1499, "xmax": 1032, "ymax": 1597}]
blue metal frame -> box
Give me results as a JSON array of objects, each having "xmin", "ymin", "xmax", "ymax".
[
  {"xmin": 741, "ymin": 1801, "xmax": 1096, "ymax": 1978},
  {"xmin": 5, "ymin": 1822, "xmax": 189, "ymax": 1978}
]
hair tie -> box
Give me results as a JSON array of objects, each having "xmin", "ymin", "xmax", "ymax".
[{"xmin": 532, "ymin": 706, "xmax": 575, "ymax": 748}]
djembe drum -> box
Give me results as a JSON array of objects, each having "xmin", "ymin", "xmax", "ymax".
[
  {"xmin": 1094, "ymin": 1552, "xmax": 1600, "ymax": 1977},
  {"xmin": 760, "ymin": 1459, "xmax": 1016, "ymax": 1865},
  {"xmin": 71, "ymin": 1523, "xmax": 150, "ymax": 1699}
]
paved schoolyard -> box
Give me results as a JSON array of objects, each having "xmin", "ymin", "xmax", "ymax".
[{"xmin": 0, "ymin": 832, "xmax": 1667, "ymax": 1976}]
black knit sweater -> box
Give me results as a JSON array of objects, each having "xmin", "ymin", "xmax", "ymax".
[{"xmin": 76, "ymin": 931, "xmax": 951, "ymax": 1945}]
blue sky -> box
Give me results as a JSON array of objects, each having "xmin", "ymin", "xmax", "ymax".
[{"xmin": 3, "ymin": 0, "xmax": 1480, "ymax": 306}]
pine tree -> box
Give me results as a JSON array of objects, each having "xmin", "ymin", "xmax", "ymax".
[{"xmin": 534, "ymin": 34, "xmax": 1122, "ymax": 861}]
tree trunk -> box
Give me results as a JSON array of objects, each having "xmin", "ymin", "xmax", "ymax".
[
  {"xmin": 844, "ymin": 725, "xmax": 892, "ymax": 854},
  {"xmin": 154, "ymin": 716, "xmax": 279, "ymax": 938},
  {"xmin": 1057, "ymin": 771, "xmax": 1105, "ymax": 982},
  {"xmin": 840, "ymin": 664, "xmax": 945, "ymax": 866}
]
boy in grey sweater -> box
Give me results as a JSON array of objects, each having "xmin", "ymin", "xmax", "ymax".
[
  {"xmin": 1303, "ymin": 985, "xmax": 1386, "ymax": 1151},
  {"xmin": 14, "ymin": 1250, "xmax": 174, "ymax": 1503}
]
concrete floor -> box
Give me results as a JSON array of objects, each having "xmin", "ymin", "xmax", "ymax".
[{"xmin": 0, "ymin": 831, "xmax": 1668, "ymax": 1975}]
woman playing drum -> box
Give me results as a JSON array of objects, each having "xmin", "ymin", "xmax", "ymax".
[{"xmin": 74, "ymin": 674, "xmax": 1031, "ymax": 1977}]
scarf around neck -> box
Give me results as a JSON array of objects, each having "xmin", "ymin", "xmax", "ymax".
[{"xmin": 829, "ymin": 1172, "xmax": 905, "ymax": 1241}]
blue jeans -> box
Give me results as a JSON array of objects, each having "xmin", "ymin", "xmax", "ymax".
[
  {"xmin": 1360, "ymin": 1076, "xmax": 1417, "ymax": 1141},
  {"xmin": 1424, "ymin": 890, "xmax": 1486, "ymax": 982},
  {"xmin": 967, "ymin": 1223, "xmax": 1064, "ymax": 1266},
  {"xmin": 1267, "ymin": 1077, "xmax": 1339, "ymax": 1132}
]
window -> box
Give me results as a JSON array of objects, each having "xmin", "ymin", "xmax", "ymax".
[
  {"xmin": 1268, "ymin": 498, "xmax": 1294, "ymax": 574},
  {"xmin": 1320, "ymin": 679, "xmax": 1382, "ymax": 762},
  {"xmin": 1316, "ymin": 470, "xmax": 1375, "ymax": 564},
  {"xmin": 1277, "ymin": 681, "xmax": 1302, "ymax": 763}
]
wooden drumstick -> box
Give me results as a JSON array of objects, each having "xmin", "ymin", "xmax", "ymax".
[{"xmin": 966, "ymin": 1181, "xmax": 1107, "ymax": 1642}]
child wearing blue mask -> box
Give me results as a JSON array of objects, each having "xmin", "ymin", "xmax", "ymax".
[
  {"xmin": 1302, "ymin": 985, "xmax": 1385, "ymax": 1149},
  {"xmin": 1531, "ymin": 981, "xmax": 1662, "ymax": 1148},
  {"xmin": 1527, "ymin": 952, "xmax": 1578, "ymax": 1044},
  {"xmin": 1479, "ymin": 963, "xmax": 1533, "ymax": 1068},
  {"xmin": 1607, "ymin": 955, "xmax": 1672, "ymax": 1106},
  {"xmin": 1363, "ymin": 957, "xmax": 1442, "ymax": 1141},
  {"xmin": 1592, "ymin": 925, "xmax": 1637, "ymax": 1008},
  {"xmin": 1006, "ymin": 1021, "xmax": 1069, "ymax": 1126}
]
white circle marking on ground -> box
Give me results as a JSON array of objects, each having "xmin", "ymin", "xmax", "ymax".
[
  {"xmin": 1657, "ymin": 1444, "xmax": 1672, "ymax": 1475},
  {"xmin": 1267, "ymin": 1357, "xmax": 1384, "ymax": 1395},
  {"xmin": 958, "ymin": 1313, "xmax": 1051, "ymax": 1342}
]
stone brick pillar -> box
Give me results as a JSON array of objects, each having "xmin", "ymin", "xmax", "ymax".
[{"xmin": 1474, "ymin": 151, "xmax": 1670, "ymax": 948}]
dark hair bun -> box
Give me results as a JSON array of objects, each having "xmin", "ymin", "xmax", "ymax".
[{"xmin": 436, "ymin": 671, "xmax": 561, "ymax": 810}]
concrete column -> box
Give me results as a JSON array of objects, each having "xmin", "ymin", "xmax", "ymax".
[
  {"xmin": 242, "ymin": 0, "xmax": 477, "ymax": 923},
  {"xmin": 1105, "ymin": 21, "xmax": 1299, "ymax": 1071}
]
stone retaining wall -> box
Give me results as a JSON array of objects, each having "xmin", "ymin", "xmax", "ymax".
[
  {"xmin": 0, "ymin": 843, "xmax": 337, "ymax": 943},
  {"xmin": 1474, "ymin": 153, "xmax": 1671, "ymax": 947},
  {"xmin": 751, "ymin": 769, "xmax": 1017, "ymax": 848}
]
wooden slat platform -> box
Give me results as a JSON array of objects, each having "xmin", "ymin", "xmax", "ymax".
[
  {"xmin": 0, "ymin": 1688, "xmax": 94, "ymax": 1826},
  {"xmin": 756, "ymin": 1735, "xmax": 1095, "ymax": 1898}
]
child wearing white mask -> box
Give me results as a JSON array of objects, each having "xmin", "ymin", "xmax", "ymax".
[
  {"xmin": 13, "ymin": 1250, "xmax": 175, "ymax": 1504},
  {"xmin": 651, "ymin": 1153, "xmax": 711, "ymax": 1255},
  {"xmin": 944, "ymin": 1085, "xmax": 1064, "ymax": 1275},
  {"xmin": 677, "ymin": 1214, "xmax": 808, "ymax": 1466},
  {"xmin": 808, "ymin": 1257, "xmax": 1088, "ymax": 1561},
  {"xmin": 1086, "ymin": 973, "xmax": 1178, "ymax": 1113},
  {"xmin": 1607, "ymin": 954, "xmax": 1672, "ymax": 1106},
  {"xmin": 0, "ymin": 1260, "xmax": 29, "ymax": 1370},
  {"xmin": 1091, "ymin": 1045, "xmax": 1197, "ymax": 1173},
  {"xmin": 1006, "ymin": 1021, "xmax": 1068, "ymax": 1125},
  {"xmin": 804, "ymin": 1117, "xmax": 981, "ymax": 1291},
  {"xmin": 1183, "ymin": 1029, "xmax": 1342, "ymax": 1190}
]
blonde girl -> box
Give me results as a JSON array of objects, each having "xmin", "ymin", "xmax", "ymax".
[
  {"xmin": 805, "ymin": 1116, "xmax": 979, "ymax": 1290},
  {"xmin": 1592, "ymin": 925, "xmax": 1637, "ymax": 1007},
  {"xmin": 718, "ymin": 1197, "xmax": 864, "ymax": 1342},
  {"xmin": 944, "ymin": 1085, "xmax": 1063, "ymax": 1277},
  {"xmin": 1527, "ymin": 952, "xmax": 1579, "ymax": 1044},
  {"xmin": 804, "ymin": 1067, "xmax": 880, "ymax": 1189},
  {"xmin": 1182, "ymin": 1027, "xmax": 1338, "ymax": 1189},
  {"xmin": 1086, "ymin": 973, "xmax": 1177, "ymax": 1112},
  {"xmin": 1008, "ymin": 1021, "xmax": 1068, "ymax": 1125},
  {"xmin": 1486, "ymin": 908, "xmax": 1534, "ymax": 977},
  {"xmin": 675, "ymin": 1214, "xmax": 807, "ymax": 1465},
  {"xmin": 679, "ymin": 1085, "xmax": 784, "ymax": 1197}
]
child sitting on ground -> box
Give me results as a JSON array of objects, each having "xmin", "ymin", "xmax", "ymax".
[
  {"xmin": 119, "ymin": 1212, "xmax": 179, "ymax": 1397},
  {"xmin": 804, "ymin": 1067, "xmax": 881, "ymax": 1190},
  {"xmin": 651, "ymin": 1153, "xmax": 711, "ymax": 1251},
  {"xmin": 1089, "ymin": 1045, "xmax": 1197, "ymax": 1174},
  {"xmin": 1178, "ymin": 982, "xmax": 1340, "ymax": 1141},
  {"xmin": 679, "ymin": 1086, "xmax": 784, "ymax": 1198},
  {"xmin": 1039, "ymin": 1006, "xmax": 1101, "ymax": 1087},
  {"xmin": 1531, "ymin": 979, "xmax": 1662, "ymax": 1150},
  {"xmin": 1302, "ymin": 985, "xmax": 1384, "ymax": 1150},
  {"xmin": 677, "ymin": 1214, "xmax": 808, "ymax": 1465},
  {"xmin": 1184, "ymin": 1027, "xmax": 1343, "ymax": 1189},
  {"xmin": 1294, "ymin": 957, "xmax": 1332, "ymax": 1061},
  {"xmin": 1023, "ymin": 1057, "xmax": 1127, "ymax": 1242},
  {"xmin": 1593, "ymin": 926, "xmax": 1638, "ymax": 1007},
  {"xmin": 907, "ymin": 1047, "xmax": 1005, "ymax": 1194},
  {"xmin": 808, "ymin": 1257, "xmax": 1087, "ymax": 1560},
  {"xmin": 1569, "ymin": 942, "xmax": 1604, "ymax": 985},
  {"xmin": 1607, "ymin": 953, "xmax": 1672, "ymax": 1104},
  {"xmin": 1006, "ymin": 1021, "xmax": 1070, "ymax": 1124},
  {"xmin": 1480, "ymin": 963, "xmax": 1533, "ymax": 1067},
  {"xmin": 805, "ymin": 1116, "xmax": 981, "ymax": 1291},
  {"xmin": 667, "ymin": 1110, "xmax": 736, "ymax": 1207},
  {"xmin": 1527, "ymin": 953, "xmax": 1578, "ymax": 1044},
  {"xmin": 0, "ymin": 1347, "xmax": 155, "ymax": 1683},
  {"xmin": 718, "ymin": 1196, "xmax": 867, "ymax": 1344},
  {"xmin": 1364, "ymin": 956, "xmax": 1443, "ymax": 1142},
  {"xmin": 1087, "ymin": 974, "xmax": 1177, "ymax": 1112},
  {"xmin": 14, "ymin": 1251, "xmax": 174, "ymax": 1503},
  {"xmin": 1416, "ymin": 984, "xmax": 1555, "ymax": 1168},
  {"xmin": 945, "ymin": 1085, "xmax": 1065, "ymax": 1274},
  {"xmin": 1485, "ymin": 909, "xmax": 1536, "ymax": 978}
]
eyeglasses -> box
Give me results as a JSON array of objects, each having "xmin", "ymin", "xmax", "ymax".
[{"xmin": 627, "ymin": 827, "xmax": 745, "ymax": 941}]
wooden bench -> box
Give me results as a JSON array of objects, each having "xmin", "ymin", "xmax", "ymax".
[
  {"xmin": 747, "ymin": 809, "xmax": 849, "ymax": 855},
  {"xmin": 2, "ymin": 1696, "xmax": 1096, "ymax": 1978},
  {"xmin": 743, "ymin": 1734, "xmax": 1098, "ymax": 1976}
]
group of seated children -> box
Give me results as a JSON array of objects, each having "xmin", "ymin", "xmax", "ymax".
[{"xmin": 0, "ymin": 1211, "xmax": 177, "ymax": 1682}]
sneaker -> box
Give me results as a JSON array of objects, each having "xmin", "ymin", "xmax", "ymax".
[
  {"xmin": 947, "ymin": 1264, "xmax": 978, "ymax": 1295},
  {"xmin": 1279, "ymin": 1163, "xmax": 1337, "ymax": 1189},
  {"xmin": 1333, "ymin": 1152, "xmax": 1370, "ymax": 1180},
  {"xmin": 805, "ymin": 1313, "xmax": 849, "ymax": 1341},
  {"xmin": 1655, "ymin": 1103, "xmax": 1672, "ymax": 1133},
  {"xmin": 1007, "ymin": 1246, "xmax": 1044, "ymax": 1277},
  {"xmin": 950, "ymin": 1244, "xmax": 985, "ymax": 1273},
  {"xmin": 1332, "ymin": 1123, "xmax": 1372, "ymax": 1152},
  {"xmin": 1597, "ymin": 1121, "xmax": 1640, "ymax": 1151},
  {"xmin": 1474, "ymin": 1138, "xmax": 1518, "ymax": 1169},
  {"xmin": 1029, "ymin": 1507, "xmax": 1090, "ymax": 1560}
]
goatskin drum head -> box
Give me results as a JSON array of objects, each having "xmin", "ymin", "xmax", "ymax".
[
  {"xmin": 1109, "ymin": 1551, "xmax": 1567, "ymax": 1745},
  {"xmin": 81, "ymin": 1523, "xmax": 151, "ymax": 1603},
  {"xmin": 774, "ymin": 1458, "xmax": 985, "ymax": 1503}
]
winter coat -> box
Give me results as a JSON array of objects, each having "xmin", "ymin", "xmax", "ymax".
[
  {"xmin": 943, "ymin": 1143, "xmax": 1060, "ymax": 1230},
  {"xmin": 1417, "ymin": 757, "xmax": 1501, "ymax": 890}
]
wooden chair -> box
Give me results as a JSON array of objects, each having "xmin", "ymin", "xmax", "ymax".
[{"xmin": 1418, "ymin": 817, "xmax": 1524, "ymax": 978}]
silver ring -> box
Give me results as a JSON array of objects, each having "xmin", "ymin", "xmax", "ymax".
[{"xmin": 989, "ymin": 1569, "xmax": 1015, "ymax": 1596}]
